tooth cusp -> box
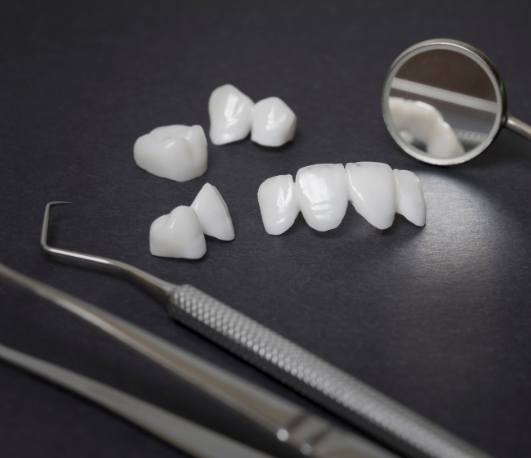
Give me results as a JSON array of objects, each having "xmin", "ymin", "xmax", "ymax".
[{"xmin": 134, "ymin": 124, "xmax": 208, "ymax": 182}]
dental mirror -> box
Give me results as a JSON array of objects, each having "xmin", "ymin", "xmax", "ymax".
[{"xmin": 382, "ymin": 38, "xmax": 531, "ymax": 165}]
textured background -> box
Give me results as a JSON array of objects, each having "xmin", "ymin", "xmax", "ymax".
[{"xmin": 1, "ymin": 1, "xmax": 530, "ymax": 457}]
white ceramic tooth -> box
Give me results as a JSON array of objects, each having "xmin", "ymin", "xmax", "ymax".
[
  {"xmin": 257, "ymin": 174, "xmax": 299, "ymax": 235},
  {"xmin": 134, "ymin": 125, "xmax": 208, "ymax": 182},
  {"xmin": 191, "ymin": 183, "xmax": 235, "ymax": 241},
  {"xmin": 251, "ymin": 97, "xmax": 296, "ymax": 147},
  {"xmin": 208, "ymin": 84, "xmax": 254, "ymax": 145},
  {"xmin": 394, "ymin": 169, "xmax": 426, "ymax": 227},
  {"xmin": 428, "ymin": 122, "xmax": 465, "ymax": 158},
  {"xmin": 389, "ymin": 97, "xmax": 464, "ymax": 158},
  {"xmin": 345, "ymin": 162, "xmax": 396, "ymax": 230},
  {"xmin": 295, "ymin": 164, "xmax": 348, "ymax": 232},
  {"xmin": 149, "ymin": 206, "xmax": 206, "ymax": 259}
]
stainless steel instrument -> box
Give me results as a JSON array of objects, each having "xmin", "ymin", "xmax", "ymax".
[
  {"xmin": 0, "ymin": 262, "xmax": 396, "ymax": 458},
  {"xmin": 0, "ymin": 342, "xmax": 275, "ymax": 458},
  {"xmin": 40, "ymin": 201, "xmax": 492, "ymax": 458}
]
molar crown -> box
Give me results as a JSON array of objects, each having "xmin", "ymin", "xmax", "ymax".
[{"xmin": 134, "ymin": 124, "xmax": 208, "ymax": 182}]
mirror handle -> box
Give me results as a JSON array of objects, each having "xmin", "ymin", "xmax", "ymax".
[{"xmin": 506, "ymin": 115, "xmax": 531, "ymax": 141}]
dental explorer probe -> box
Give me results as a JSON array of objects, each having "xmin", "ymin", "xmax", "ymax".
[
  {"xmin": 41, "ymin": 201, "xmax": 492, "ymax": 458},
  {"xmin": 0, "ymin": 341, "xmax": 276, "ymax": 458},
  {"xmin": 0, "ymin": 262, "xmax": 397, "ymax": 458}
]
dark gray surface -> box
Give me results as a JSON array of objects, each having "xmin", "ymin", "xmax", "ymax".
[{"xmin": 1, "ymin": 1, "xmax": 530, "ymax": 457}]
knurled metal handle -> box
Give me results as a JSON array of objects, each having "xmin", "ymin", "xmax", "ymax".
[{"xmin": 169, "ymin": 284, "xmax": 491, "ymax": 458}]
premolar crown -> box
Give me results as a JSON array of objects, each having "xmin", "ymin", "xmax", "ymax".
[
  {"xmin": 150, "ymin": 206, "xmax": 207, "ymax": 259},
  {"xmin": 149, "ymin": 183, "xmax": 235, "ymax": 259},
  {"xmin": 258, "ymin": 162, "xmax": 426, "ymax": 235},
  {"xmin": 134, "ymin": 124, "xmax": 208, "ymax": 182},
  {"xmin": 208, "ymin": 84, "xmax": 297, "ymax": 147},
  {"xmin": 209, "ymin": 84, "xmax": 254, "ymax": 145},
  {"xmin": 191, "ymin": 183, "xmax": 235, "ymax": 241},
  {"xmin": 251, "ymin": 97, "xmax": 297, "ymax": 147}
]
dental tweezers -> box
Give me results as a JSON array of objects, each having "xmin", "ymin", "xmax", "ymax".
[
  {"xmin": 0, "ymin": 341, "xmax": 274, "ymax": 458},
  {"xmin": 41, "ymin": 202, "xmax": 492, "ymax": 458},
  {"xmin": 0, "ymin": 262, "xmax": 396, "ymax": 458}
]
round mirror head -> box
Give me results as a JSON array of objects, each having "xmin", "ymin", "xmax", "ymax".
[{"xmin": 383, "ymin": 39, "xmax": 506, "ymax": 165}]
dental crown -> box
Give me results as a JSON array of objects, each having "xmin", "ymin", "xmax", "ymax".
[
  {"xmin": 258, "ymin": 162, "xmax": 426, "ymax": 235},
  {"xmin": 149, "ymin": 183, "xmax": 235, "ymax": 260},
  {"xmin": 208, "ymin": 84, "xmax": 297, "ymax": 147}
]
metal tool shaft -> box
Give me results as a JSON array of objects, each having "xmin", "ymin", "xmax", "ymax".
[
  {"xmin": 0, "ymin": 342, "xmax": 275, "ymax": 458},
  {"xmin": 40, "ymin": 201, "xmax": 492, "ymax": 458},
  {"xmin": 0, "ymin": 262, "xmax": 396, "ymax": 458},
  {"xmin": 506, "ymin": 115, "xmax": 531, "ymax": 141},
  {"xmin": 170, "ymin": 285, "xmax": 491, "ymax": 458}
]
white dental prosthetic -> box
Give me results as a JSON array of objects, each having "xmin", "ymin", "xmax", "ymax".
[
  {"xmin": 191, "ymin": 183, "xmax": 235, "ymax": 241},
  {"xmin": 257, "ymin": 162, "xmax": 426, "ymax": 235},
  {"xmin": 149, "ymin": 183, "xmax": 234, "ymax": 259},
  {"xmin": 257, "ymin": 175, "xmax": 299, "ymax": 235},
  {"xmin": 389, "ymin": 97, "xmax": 464, "ymax": 158},
  {"xmin": 295, "ymin": 164, "xmax": 349, "ymax": 232},
  {"xmin": 345, "ymin": 162, "xmax": 396, "ymax": 230},
  {"xmin": 251, "ymin": 97, "xmax": 297, "ymax": 147},
  {"xmin": 208, "ymin": 84, "xmax": 254, "ymax": 145},
  {"xmin": 208, "ymin": 84, "xmax": 297, "ymax": 147},
  {"xmin": 134, "ymin": 125, "xmax": 208, "ymax": 182},
  {"xmin": 150, "ymin": 206, "xmax": 207, "ymax": 259}
]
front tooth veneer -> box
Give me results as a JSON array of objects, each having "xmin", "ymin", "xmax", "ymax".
[
  {"xmin": 149, "ymin": 206, "xmax": 206, "ymax": 259},
  {"xmin": 208, "ymin": 84, "xmax": 254, "ymax": 145},
  {"xmin": 257, "ymin": 174, "xmax": 299, "ymax": 235},
  {"xmin": 345, "ymin": 162, "xmax": 396, "ymax": 230},
  {"xmin": 394, "ymin": 169, "xmax": 426, "ymax": 226},
  {"xmin": 295, "ymin": 164, "xmax": 348, "ymax": 232},
  {"xmin": 134, "ymin": 125, "xmax": 208, "ymax": 182},
  {"xmin": 191, "ymin": 183, "xmax": 235, "ymax": 241},
  {"xmin": 251, "ymin": 97, "xmax": 297, "ymax": 147},
  {"xmin": 258, "ymin": 162, "xmax": 426, "ymax": 234}
]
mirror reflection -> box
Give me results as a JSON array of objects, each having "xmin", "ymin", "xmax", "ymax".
[{"xmin": 387, "ymin": 48, "xmax": 499, "ymax": 160}]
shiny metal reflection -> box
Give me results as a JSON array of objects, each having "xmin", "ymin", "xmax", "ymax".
[{"xmin": 382, "ymin": 38, "xmax": 531, "ymax": 165}]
